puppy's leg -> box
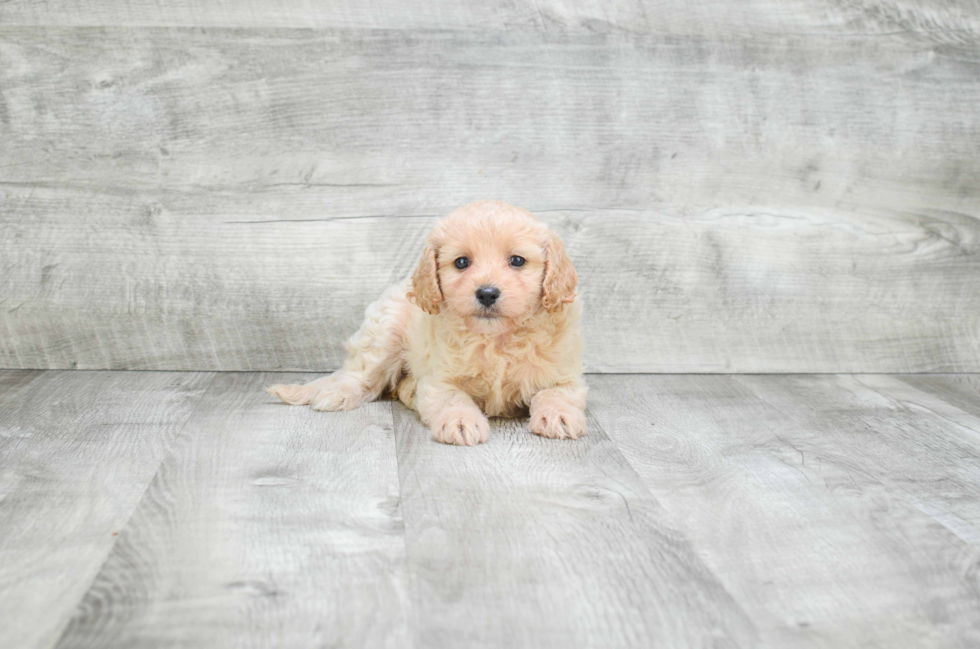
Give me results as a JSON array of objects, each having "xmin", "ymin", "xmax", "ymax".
[
  {"xmin": 267, "ymin": 282, "xmax": 411, "ymax": 411},
  {"xmin": 529, "ymin": 381, "xmax": 588, "ymax": 440},
  {"xmin": 415, "ymin": 380, "xmax": 490, "ymax": 446}
]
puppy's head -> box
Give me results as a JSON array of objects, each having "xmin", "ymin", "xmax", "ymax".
[{"xmin": 409, "ymin": 201, "xmax": 577, "ymax": 333}]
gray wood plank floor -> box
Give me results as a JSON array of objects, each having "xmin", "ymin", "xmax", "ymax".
[
  {"xmin": 2, "ymin": 371, "xmax": 980, "ymax": 648},
  {"xmin": 0, "ymin": 371, "xmax": 212, "ymax": 649}
]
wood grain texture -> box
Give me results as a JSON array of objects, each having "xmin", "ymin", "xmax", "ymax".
[
  {"xmin": 4, "ymin": 371, "xmax": 980, "ymax": 647},
  {"xmin": 899, "ymin": 374, "xmax": 980, "ymax": 419},
  {"xmin": 56, "ymin": 373, "xmax": 410, "ymax": 649},
  {"xmin": 0, "ymin": 370, "xmax": 212, "ymax": 649},
  {"xmin": 1, "ymin": 0, "xmax": 978, "ymax": 39},
  {"xmin": 1, "ymin": 20, "xmax": 979, "ymax": 372},
  {"xmin": 587, "ymin": 374, "xmax": 980, "ymax": 648},
  {"xmin": 3, "ymin": 189, "xmax": 978, "ymax": 372},
  {"xmin": 857, "ymin": 374, "xmax": 980, "ymax": 449},
  {"xmin": 2, "ymin": 28, "xmax": 977, "ymax": 207},
  {"xmin": 391, "ymin": 403, "xmax": 758, "ymax": 648},
  {"xmin": 736, "ymin": 374, "xmax": 980, "ymax": 547}
]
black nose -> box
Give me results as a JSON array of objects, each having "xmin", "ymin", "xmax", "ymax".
[{"xmin": 475, "ymin": 285, "xmax": 500, "ymax": 307}]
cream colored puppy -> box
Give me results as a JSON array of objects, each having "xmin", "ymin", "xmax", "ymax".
[{"xmin": 267, "ymin": 200, "xmax": 586, "ymax": 446}]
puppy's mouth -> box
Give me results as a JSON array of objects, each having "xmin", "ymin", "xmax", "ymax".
[{"xmin": 473, "ymin": 306, "xmax": 504, "ymax": 320}]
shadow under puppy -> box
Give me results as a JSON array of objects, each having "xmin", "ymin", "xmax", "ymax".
[{"xmin": 268, "ymin": 200, "xmax": 586, "ymax": 446}]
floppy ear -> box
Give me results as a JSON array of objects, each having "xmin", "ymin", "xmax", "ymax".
[
  {"xmin": 408, "ymin": 241, "xmax": 442, "ymax": 314},
  {"xmin": 541, "ymin": 231, "xmax": 578, "ymax": 312}
]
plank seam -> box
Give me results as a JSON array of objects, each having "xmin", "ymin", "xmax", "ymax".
[{"xmin": 45, "ymin": 371, "xmax": 219, "ymax": 649}]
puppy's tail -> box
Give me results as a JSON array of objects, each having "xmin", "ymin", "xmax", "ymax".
[{"xmin": 266, "ymin": 382, "xmax": 319, "ymax": 406}]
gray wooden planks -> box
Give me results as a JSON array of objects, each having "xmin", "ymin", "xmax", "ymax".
[
  {"xmin": 2, "ymin": 27, "xmax": 977, "ymax": 209},
  {"xmin": 56, "ymin": 373, "xmax": 410, "ymax": 649},
  {"xmin": 737, "ymin": 374, "xmax": 980, "ymax": 546},
  {"xmin": 3, "ymin": 0, "xmax": 659, "ymax": 29},
  {"xmin": 1, "ymin": 0, "xmax": 978, "ymax": 39},
  {"xmin": 391, "ymin": 404, "xmax": 758, "ymax": 648},
  {"xmin": 4, "ymin": 370, "xmax": 980, "ymax": 647},
  {"xmin": 855, "ymin": 374, "xmax": 980, "ymax": 450},
  {"xmin": 0, "ymin": 370, "xmax": 212, "ymax": 649},
  {"xmin": 1, "ymin": 23, "xmax": 979, "ymax": 372},
  {"xmin": 588, "ymin": 374, "xmax": 980, "ymax": 648},
  {"xmin": 898, "ymin": 374, "xmax": 980, "ymax": 420},
  {"xmin": 3, "ymin": 188, "xmax": 979, "ymax": 373}
]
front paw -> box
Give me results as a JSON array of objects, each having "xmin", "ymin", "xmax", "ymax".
[
  {"xmin": 530, "ymin": 404, "xmax": 586, "ymax": 440},
  {"xmin": 431, "ymin": 407, "xmax": 490, "ymax": 446}
]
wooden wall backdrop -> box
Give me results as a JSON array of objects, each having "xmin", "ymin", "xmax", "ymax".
[{"xmin": 1, "ymin": 1, "xmax": 979, "ymax": 372}]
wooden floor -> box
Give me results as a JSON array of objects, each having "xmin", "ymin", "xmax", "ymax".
[{"xmin": 2, "ymin": 371, "xmax": 980, "ymax": 648}]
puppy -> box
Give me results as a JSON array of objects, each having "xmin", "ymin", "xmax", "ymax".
[{"xmin": 267, "ymin": 200, "xmax": 586, "ymax": 446}]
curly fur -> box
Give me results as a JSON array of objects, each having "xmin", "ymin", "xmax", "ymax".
[{"xmin": 267, "ymin": 200, "xmax": 587, "ymax": 446}]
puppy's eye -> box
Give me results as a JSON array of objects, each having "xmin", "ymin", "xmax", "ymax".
[
  {"xmin": 454, "ymin": 257, "xmax": 470, "ymax": 270},
  {"xmin": 509, "ymin": 255, "xmax": 525, "ymax": 268}
]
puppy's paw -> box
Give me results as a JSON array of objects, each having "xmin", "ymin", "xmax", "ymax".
[
  {"xmin": 309, "ymin": 377, "xmax": 367, "ymax": 412},
  {"xmin": 530, "ymin": 404, "xmax": 586, "ymax": 440},
  {"xmin": 431, "ymin": 407, "xmax": 490, "ymax": 446}
]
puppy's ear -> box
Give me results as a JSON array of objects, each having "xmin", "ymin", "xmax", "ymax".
[
  {"xmin": 542, "ymin": 231, "xmax": 578, "ymax": 312},
  {"xmin": 409, "ymin": 241, "xmax": 442, "ymax": 314}
]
